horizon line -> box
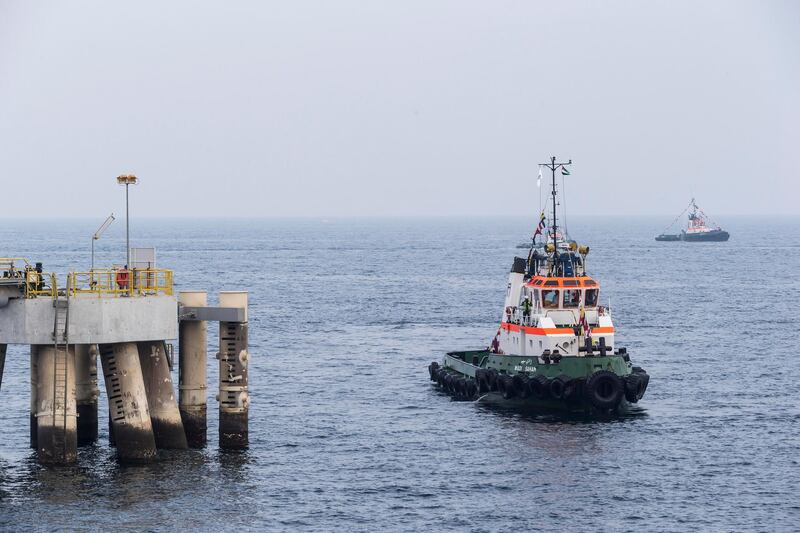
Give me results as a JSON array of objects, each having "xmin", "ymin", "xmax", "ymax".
[{"xmin": 0, "ymin": 213, "xmax": 797, "ymax": 220}]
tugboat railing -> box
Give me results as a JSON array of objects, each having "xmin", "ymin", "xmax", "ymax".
[{"xmin": 505, "ymin": 307, "xmax": 608, "ymax": 328}]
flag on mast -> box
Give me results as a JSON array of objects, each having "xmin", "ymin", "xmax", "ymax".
[
  {"xmin": 537, "ymin": 166, "xmax": 542, "ymax": 187},
  {"xmin": 561, "ymin": 167, "xmax": 570, "ymax": 176},
  {"xmin": 532, "ymin": 211, "xmax": 546, "ymax": 242},
  {"xmin": 579, "ymin": 307, "xmax": 591, "ymax": 337}
]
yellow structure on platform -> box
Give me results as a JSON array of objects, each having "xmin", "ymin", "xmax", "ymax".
[
  {"xmin": 25, "ymin": 272, "xmax": 58, "ymax": 298},
  {"xmin": 0, "ymin": 258, "xmax": 57, "ymax": 298},
  {"xmin": 68, "ymin": 269, "xmax": 173, "ymax": 297},
  {"xmin": 4, "ymin": 258, "xmax": 172, "ymax": 298}
]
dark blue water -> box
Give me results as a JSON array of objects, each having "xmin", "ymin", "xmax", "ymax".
[{"xmin": 0, "ymin": 216, "xmax": 798, "ymax": 531}]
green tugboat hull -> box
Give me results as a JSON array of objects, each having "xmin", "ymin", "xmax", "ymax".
[
  {"xmin": 429, "ymin": 350, "xmax": 649, "ymax": 414},
  {"xmin": 472, "ymin": 391, "xmax": 634, "ymax": 414}
]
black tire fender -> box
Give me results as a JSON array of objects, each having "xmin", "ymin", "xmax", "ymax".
[
  {"xmin": 500, "ymin": 375, "xmax": 516, "ymax": 400},
  {"xmin": 475, "ymin": 370, "xmax": 488, "ymax": 394},
  {"xmin": 625, "ymin": 371, "xmax": 649, "ymax": 402},
  {"xmin": 528, "ymin": 374, "xmax": 550, "ymax": 400},
  {"xmin": 496, "ymin": 375, "xmax": 515, "ymax": 399},
  {"xmin": 550, "ymin": 374, "xmax": 573, "ymax": 400},
  {"xmin": 487, "ymin": 369, "xmax": 499, "ymax": 392},
  {"xmin": 456, "ymin": 377, "xmax": 467, "ymax": 397},
  {"xmin": 445, "ymin": 373, "xmax": 456, "ymax": 393},
  {"xmin": 585, "ymin": 370, "xmax": 624, "ymax": 411},
  {"xmin": 466, "ymin": 380, "xmax": 478, "ymax": 399},
  {"xmin": 512, "ymin": 375, "xmax": 531, "ymax": 398},
  {"xmin": 428, "ymin": 361, "xmax": 439, "ymax": 381}
]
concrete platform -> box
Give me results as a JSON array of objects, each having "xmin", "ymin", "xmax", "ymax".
[{"xmin": 0, "ymin": 295, "xmax": 177, "ymax": 345}]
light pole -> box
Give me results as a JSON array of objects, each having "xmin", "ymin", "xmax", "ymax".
[
  {"xmin": 91, "ymin": 213, "xmax": 115, "ymax": 271},
  {"xmin": 116, "ymin": 175, "xmax": 138, "ymax": 269}
]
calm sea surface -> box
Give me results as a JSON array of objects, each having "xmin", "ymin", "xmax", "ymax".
[{"xmin": 0, "ymin": 216, "xmax": 798, "ymax": 532}]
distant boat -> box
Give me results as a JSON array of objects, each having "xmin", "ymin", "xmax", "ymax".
[{"xmin": 656, "ymin": 199, "xmax": 729, "ymax": 242}]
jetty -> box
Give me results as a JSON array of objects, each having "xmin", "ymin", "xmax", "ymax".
[{"xmin": 0, "ymin": 176, "xmax": 251, "ymax": 464}]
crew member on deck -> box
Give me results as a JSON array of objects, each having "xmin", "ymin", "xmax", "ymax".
[
  {"xmin": 116, "ymin": 265, "xmax": 129, "ymax": 291},
  {"xmin": 522, "ymin": 297, "xmax": 532, "ymax": 324}
]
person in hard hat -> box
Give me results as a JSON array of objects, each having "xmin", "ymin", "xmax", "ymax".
[{"xmin": 521, "ymin": 296, "xmax": 532, "ymax": 325}]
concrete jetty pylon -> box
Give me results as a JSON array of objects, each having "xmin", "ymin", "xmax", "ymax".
[
  {"xmin": 178, "ymin": 291, "xmax": 208, "ymax": 448},
  {"xmin": 218, "ymin": 291, "xmax": 249, "ymax": 449},
  {"xmin": 100, "ymin": 342, "xmax": 157, "ymax": 462},
  {"xmin": 29, "ymin": 346, "xmax": 38, "ymax": 448},
  {"xmin": 75, "ymin": 344, "xmax": 99, "ymax": 445},
  {"xmin": 138, "ymin": 340, "xmax": 187, "ymax": 449},
  {"xmin": 35, "ymin": 345, "xmax": 77, "ymax": 464},
  {"xmin": 179, "ymin": 290, "xmax": 250, "ymax": 450}
]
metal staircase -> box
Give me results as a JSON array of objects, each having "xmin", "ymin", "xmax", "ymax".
[{"xmin": 51, "ymin": 279, "xmax": 70, "ymax": 457}]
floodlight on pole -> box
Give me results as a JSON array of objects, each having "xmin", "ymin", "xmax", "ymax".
[
  {"xmin": 91, "ymin": 213, "xmax": 115, "ymax": 271},
  {"xmin": 117, "ymin": 174, "xmax": 138, "ymax": 269}
]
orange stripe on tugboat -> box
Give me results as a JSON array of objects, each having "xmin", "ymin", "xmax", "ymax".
[{"xmin": 500, "ymin": 322, "xmax": 614, "ymax": 335}]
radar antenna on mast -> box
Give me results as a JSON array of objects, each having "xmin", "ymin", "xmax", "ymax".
[{"xmin": 538, "ymin": 156, "xmax": 572, "ymax": 276}]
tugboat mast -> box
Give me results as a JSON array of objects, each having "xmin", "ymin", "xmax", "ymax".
[{"xmin": 539, "ymin": 156, "xmax": 572, "ymax": 275}]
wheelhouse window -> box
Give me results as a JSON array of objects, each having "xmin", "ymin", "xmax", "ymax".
[
  {"xmin": 585, "ymin": 288, "xmax": 599, "ymax": 306},
  {"xmin": 542, "ymin": 289, "xmax": 560, "ymax": 308},
  {"xmin": 563, "ymin": 289, "xmax": 581, "ymax": 308}
]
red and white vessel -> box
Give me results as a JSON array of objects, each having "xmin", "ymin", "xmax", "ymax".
[
  {"xmin": 428, "ymin": 156, "xmax": 649, "ymax": 412},
  {"xmin": 497, "ymin": 162, "xmax": 612, "ymax": 358}
]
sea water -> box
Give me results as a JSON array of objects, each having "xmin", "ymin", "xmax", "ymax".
[{"xmin": 0, "ymin": 216, "xmax": 798, "ymax": 531}]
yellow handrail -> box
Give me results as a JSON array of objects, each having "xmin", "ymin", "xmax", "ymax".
[
  {"xmin": 1, "ymin": 258, "xmax": 57, "ymax": 298},
  {"xmin": 24, "ymin": 271, "xmax": 57, "ymax": 298},
  {"xmin": 68, "ymin": 268, "xmax": 173, "ymax": 297}
]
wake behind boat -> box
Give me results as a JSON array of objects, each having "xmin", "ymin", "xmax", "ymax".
[{"xmin": 656, "ymin": 199, "xmax": 730, "ymax": 242}]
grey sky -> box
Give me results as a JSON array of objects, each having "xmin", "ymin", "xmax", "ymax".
[{"xmin": 1, "ymin": 1, "xmax": 797, "ymax": 217}]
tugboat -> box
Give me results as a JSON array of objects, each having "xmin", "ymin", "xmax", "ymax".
[
  {"xmin": 428, "ymin": 157, "xmax": 650, "ymax": 413},
  {"xmin": 656, "ymin": 199, "xmax": 730, "ymax": 242}
]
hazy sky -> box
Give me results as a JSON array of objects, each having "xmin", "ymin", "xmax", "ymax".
[{"xmin": 1, "ymin": 1, "xmax": 798, "ymax": 217}]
